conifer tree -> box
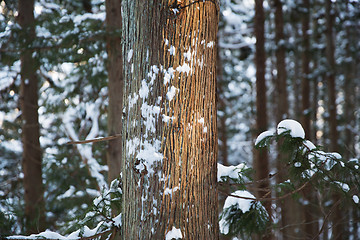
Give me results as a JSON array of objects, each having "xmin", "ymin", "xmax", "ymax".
[
  {"xmin": 18, "ymin": 0, "xmax": 46, "ymax": 233},
  {"xmin": 121, "ymin": 1, "xmax": 219, "ymax": 239}
]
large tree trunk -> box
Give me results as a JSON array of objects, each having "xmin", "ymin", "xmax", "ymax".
[
  {"xmin": 105, "ymin": 0, "xmax": 123, "ymax": 185},
  {"xmin": 121, "ymin": 1, "xmax": 219, "ymax": 239},
  {"xmin": 18, "ymin": 0, "xmax": 46, "ymax": 234},
  {"xmin": 254, "ymin": 0, "xmax": 271, "ymax": 239}
]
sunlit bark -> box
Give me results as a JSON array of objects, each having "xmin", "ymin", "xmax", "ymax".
[{"xmin": 121, "ymin": 1, "xmax": 219, "ymax": 239}]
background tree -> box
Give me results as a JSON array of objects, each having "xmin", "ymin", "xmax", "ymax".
[
  {"xmin": 18, "ymin": 0, "xmax": 46, "ymax": 233},
  {"xmin": 254, "ymin": 1, "xmax": 271, "ymax": 239},
  {"xmin": 105, "ymin": 0, "xmax": 122, "ymax": 185},
  {"xmin": 325, "ymin": 1, "xmax": 343, "ymax": 239}
]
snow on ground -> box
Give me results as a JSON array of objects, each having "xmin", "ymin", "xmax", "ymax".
[{"xmin": 7, "ymin": 221, "xmax": 110, "ymax": 240}]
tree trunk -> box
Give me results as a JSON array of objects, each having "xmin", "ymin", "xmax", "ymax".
[
  {"xmin": 105, "ymin": 0, "xmax": 123, "ymax": 185},
  {"xmin": 254, "ymin": 0, "xmax": 271, "ymax": 239},
  {"xmin": 121, "ymin": 1, "xmax": 219, "ymax": 239},
  {"xmin": 216, "ymin": 47, "xmax": 228, "ymax": 166},
  {"xmin": 18, "ymin": 0, "xmax": 46, "ymax": 234},
  {"xmin": 105, "ymin": 4, "xmax": 123, "ymax": 239},
  {"xmin": 272, "ymin": 1, "xmax": 302, "ymax": 239},
  {"xmin": 325, "ymin": 1, "xmax": 342, "ymax": 239},
  {"xmin": 301, "ymin": 0, "xmax": 311, "ymax": 137},
  {"xmin": 273, "ymin": 0, "xmax": 288, "ymax": 121},
  {"xmin": 300, "ymin": 0, "xmax": 318, "ymax": 238}
]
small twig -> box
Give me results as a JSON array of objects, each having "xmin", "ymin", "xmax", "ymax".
[
  {"xmin": 66, "ymin": 134, "xmax": 121, "ymax": 145},
  {"xmin": 219, "ymin": 180, "xmax": 310, "ymax": 202},
  {"xmin": 311, "ymin": 198, "xmax": 341, "ymax": 240}
]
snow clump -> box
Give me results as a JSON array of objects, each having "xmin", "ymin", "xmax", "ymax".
[
  {"xmin": 277, "ymin": 119, "xmax": 305, "ymax": 139},
  {"xmin": 165, "ymin": 226, "xmax": 183, "ymax": 240}
]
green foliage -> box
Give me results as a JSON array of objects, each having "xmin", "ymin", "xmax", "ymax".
[
  {"xmin": 220, "ymin": 201, "xmax": 269, "ymax": 238},
  {"xmin": 0, "ymin": 0, "xmax": 109, "ymax": 234},
  {"xmin": 67, "ymin": 178, "xmax": 122, "ymax": 235},
  {"xmin": 255, "ymin": 123, "xmax": 360, "ymax": 208},
  {"xmin": 219, "ymin": 121, "xmax": 360, "ymax": 238},
  {"xmin": 218, "ymin": 163, "xmax": 253, "ymax": 188}
]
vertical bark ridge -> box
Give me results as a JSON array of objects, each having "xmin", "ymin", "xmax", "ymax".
[{"xmin": 121, "ymin": 1, "xmax": 219, "ymax": 239}]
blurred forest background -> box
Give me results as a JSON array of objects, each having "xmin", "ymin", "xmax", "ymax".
[{"xmin": 0, "ymin": 0, "xmax": 359, "ymax": 239}]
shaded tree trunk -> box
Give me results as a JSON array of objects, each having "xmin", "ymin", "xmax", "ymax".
[
  {"xmin": 273, "ymin": 0, "xmax": 288, "ymax": 121},
  {"xmin": 18, "ymin": 0, "xmax": 46, "ymax": 234},
  {"xmin": 105, "ymin": 4, "xmax": 123, "ymax": 240},
  {"xmin": 325, "ymin": 1, "xmax": 343, "ymax": 239},
  {"xmin": 105, "ymin": 0, "xmax": 123, "ymax": 185},
  {"xmin": 216, "ymin": 47, "xmax": 229, "ymax": 166},
  {"xmin": 254, "ymin": 0, "xmax": 271, "ymax": 239},
  {"xmin": 301, "ymin": 0, "xmax": 311, "ymax": 137},
  {"xmin": 272, "ymin": 1, "xmax": 302, "ymax": 239},
  {"xmin": 121, "ymin": 1, "xmax": 219, "ymax": 239},
  {"xmin": 300, "ymin": 0, "xmax": 318, "ymax": 238}
]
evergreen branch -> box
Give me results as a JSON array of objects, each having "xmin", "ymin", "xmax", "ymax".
[
  {"xmin": 0, "ymin": 32, "xmax": 106, "ymax": 53},
  {"xmin": 66, "ymin": 134, "xmax": 121, "ymax": 145}
]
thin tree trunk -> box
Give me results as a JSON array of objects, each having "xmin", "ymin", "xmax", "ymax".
[
  {"xmin": 273, "ymin": 0, "xmax": 288, "ymax": 121},
  {"xmin": 301, "ymin": 0, "xmax": 311, "ymax": 137},
  {"xmin": 300, "ymin": 0, "xmax": 318, "ymax": 238},
  {"xmin": 273, "ymin": 1, "xmax": 303, "ymax": 239},
  {"xmin": 254, "ymin": 0, "xmax": 271, "ymax": 239},
  {"xmin": 121, "ymin": 1, "xmax": 219, "ymax": 239},
  {"xmin": 216, "ymin": 47, "xmax": 229, "ymax": 166},
  {"xmin": 105, "ymin": 0, "xmax": 123, "ymax": 185},
  {"xmin": 105, "ymin": 4, "xmax": 123, "ymax": 239},
  {"xmin": 325, "ymin": 1, "xmax": 343, "ymax": 239},
  {"xmin": 18, "ymin": 0, "xmax": 46, "ymax": 234}
]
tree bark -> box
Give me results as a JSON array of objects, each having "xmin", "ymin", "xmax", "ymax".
[
  {"xmin": 273, "ymin": 0, "xmax": 288, "ymax": 121},
  {"xmin": 301, "ymin": 0, "xmax": 311, "ymax": 137},
  {"xmin": 272, "ymin": 1, "xmax": 302, "ymax": 239},
  {"xmin": 254, "ymin": 0, "xmax": 271, "ymax": 239},
  {"xmin": 105, "ymin": 0, "xmax": 123, "ymax": 185},
  {"xmin": 18, "ymin": 0, "xmax": 46, "ymax": 234},
  {"xmin": 325, "ymin": 1, "xmax": 343, "ymax": 239},
  {"xmin": 216, "ymin": 47, "xmax": 228, "ymax": 166},
  {"xmin": 121, "ymin": 1, "xmax": 219, "ymax": 239},
  {"xmin": 300, "ymin": 0, "xmax": 318, "ymax": 239}
]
